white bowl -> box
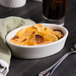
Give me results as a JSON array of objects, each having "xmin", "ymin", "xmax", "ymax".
[
  {"xmin": 0, "ymin": 0, "xmax": 26, "ymax": 8},
  {"xmin": 6, "ymin": 24, "xmax": 68, "ymax": 59}
]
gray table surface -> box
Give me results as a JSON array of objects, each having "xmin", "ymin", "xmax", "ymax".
[{"xmin": 0, "ymin": 0, "xmax": 76, "ymax": 76}]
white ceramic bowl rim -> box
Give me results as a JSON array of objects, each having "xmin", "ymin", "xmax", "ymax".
[{"xmin": 6, "ymin": 24, "xmax": 69, "ymax": 48}]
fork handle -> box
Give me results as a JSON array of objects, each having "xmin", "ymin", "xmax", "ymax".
[
  {"xmin": 39, "ymin": 51, "xmax": 73, "ymax": 76},
  {"xmin": 48, "ymin": 51, "xmax": 76, "ymax": 76}
]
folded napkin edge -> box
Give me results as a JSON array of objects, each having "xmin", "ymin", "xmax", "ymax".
[{"xmin": 0, "ymin": 59, "xmax": 9, "ymax": 72}]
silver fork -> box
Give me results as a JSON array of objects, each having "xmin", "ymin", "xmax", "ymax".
[{"xmin": 39, "ymin": 43, "xmax": 76, "ymax": 76}]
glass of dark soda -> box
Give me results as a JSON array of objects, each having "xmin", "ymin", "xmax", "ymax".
[{"xmin": 43, "ymin": 0, "xmax": 66, "ymax": 25}]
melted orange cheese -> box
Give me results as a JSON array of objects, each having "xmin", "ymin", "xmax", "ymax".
[{"xmin": 10, "ymin": 24, "xmax": 63, "ymax": 46}]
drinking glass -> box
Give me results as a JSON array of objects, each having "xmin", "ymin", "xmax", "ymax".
[{"xmin": 42, "ymin": 0, "xmax": 66, "ymax": 25}]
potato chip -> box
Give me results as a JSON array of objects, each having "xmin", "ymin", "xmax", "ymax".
[
  {"xmin": 25, "ymin": 26, "xmax": 37, "ymax": 39},
  {"xmin": 35, "ymin": 35, "xmax": 44, "ymax": 44},
  {"xmin": 10, "ymin": 38, "xmax": 22, "ymax": 45},
  {"xmin": 44, "ymin": 34, "xmax": 58, "ymax": 42},
  {"xmin": 33, "ymin": 24, "xmax": 44, "ymax": 32},
  {"xmin": 44, "ymin": 27, "xmax": 55, "ymax": 35},
  {"xmin": 54, "ymin": 30, "xmax": 63, "ymax": 39},
  {"xmin": 16, "ymin": 28, "xmax": 26, "ymax": 39},
  {"xmin": 28, "ymin": 37, "xmax": 36, "ymax": 45}
]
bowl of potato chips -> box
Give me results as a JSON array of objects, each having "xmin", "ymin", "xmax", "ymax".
[{"xmin": 6, "ymin": 24, "xmax": 68, "ymax": 59}]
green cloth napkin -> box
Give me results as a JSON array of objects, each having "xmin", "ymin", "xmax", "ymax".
[{"xmin": 0, "ymin": 16, "xmax": 36, "ymax": 76}]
